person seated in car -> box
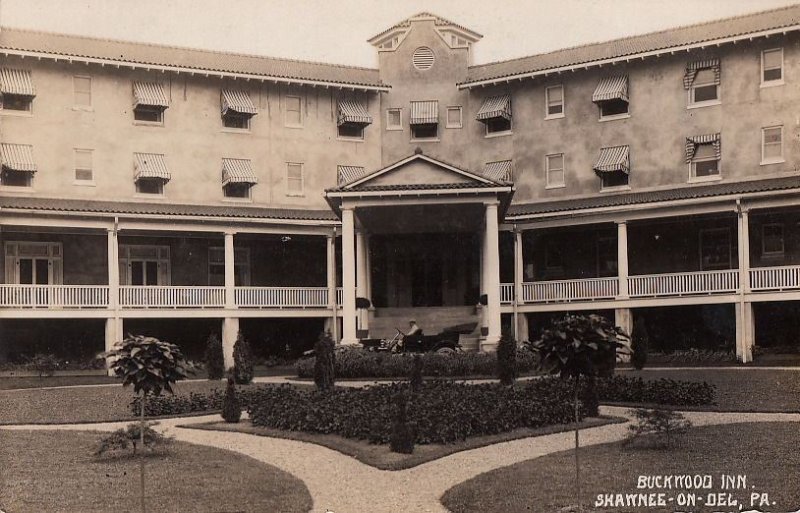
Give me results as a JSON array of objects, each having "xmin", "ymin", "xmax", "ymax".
[{"xmin": 402, "ymin": 320, "xmax": 424, "ymax": 350}]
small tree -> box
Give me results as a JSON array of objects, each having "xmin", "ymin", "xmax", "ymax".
[
  {"xmin": 631, "ymin": 317, "xmax": 649, "ymax": 371},
  {"xmin": 103, "ymin": 334, "xmax": 190, "ymax": 513},
  {"xmin": 626, "ymin": 408, "xmax": 692, "ymax": 449},
  {"xmin": 314, "ymin": 331, "xmax": 335, "ymax": 391},
  {"xmin": 232, "ymin": 331, "xmax": 253, "ymax": 385},
  {"xmin": 497, "ymin": 332, "xmax": 517, "ymax": 386},
  {"xmin": 95, "ymin": 422, "xmax": 171, "ymax": 457},
  {"xmin": 221, "ymin": 377, "xmax": 241, "ymax": 423},
  {"xmin": 389, "ymin": 394, "xmax": 415, "ymax": 454},
  {"xmin": 204, "ymin": 332, "xmax": 225, "ymax": 380},
  {"xmin": 531, "ymin": 314, "xmax": 631, "ymax": 511},
  {"xmin": 409, "ymin": 354, "xmax": 423, "ymax": 394}
]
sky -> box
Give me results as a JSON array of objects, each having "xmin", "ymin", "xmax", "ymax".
[{"xmin": 0, "ymin": 0, "xmax": 797, "ymax": 67}]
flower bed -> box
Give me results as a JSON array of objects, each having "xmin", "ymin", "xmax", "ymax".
[{"xmin": 295, "ymin": 346, "xmax": 539, "ymax": 379}]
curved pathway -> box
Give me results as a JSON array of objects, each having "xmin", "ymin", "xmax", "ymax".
[{"xmin": 3, "ymin": 407, "xmax": 800, "ymax": 512}]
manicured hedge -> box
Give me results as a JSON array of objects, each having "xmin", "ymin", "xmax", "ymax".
[
  {"xmin": 295, "ymin": 347, "xmax": 539, "ymax": 379},
  {"xmin": 596, "ymin": 375, "xmax": 716, "ymax": 406}
]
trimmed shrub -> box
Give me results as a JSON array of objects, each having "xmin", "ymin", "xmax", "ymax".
[
  {"xmin": 313, "ymin": 332, "xmax": 335, "ymax": 391},
  {"xmin": 221, "ymin": 377, "xmax": 241, "ymax": 423},
  {"xmin": 596, "ymin": 375, "xmax": 715, "ymax": 406},
  {"xmin": 204, "ymin": 332, "xmax": 225, "ymax": 380},
  {"xmin": 631, "ymin": 317, "xmax": 649, "ymax": 370},
  {"xmin": 389, "ymin": 394, "xmax": 415, "ymax": 454},
  {"xmin": 95, "ymin": 422, "xmax": 171, "ymax": 456},
  {"xmin": 26, "ymin": 353, "xmax": 60, "ymax": 377},
  {"xmin": 626, "ymin": 408, "xmax": 692, "ymax": 449},
  {"xmin": 410, "ymin": 354, "xmax": 423, "ymax": 394},
  {"xmin": 497, "ymin": 333, "xmax": 517, "ymax": 386},
  {"xmin": 232, "ymin": 331, "xmax": 253, "ymax": 385},
  {"xmin": 296, "ymin": 346, "xmax": 538, "ymax": 379}
]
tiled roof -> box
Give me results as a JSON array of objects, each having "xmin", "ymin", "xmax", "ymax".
[
  {"xmin": 0, "ymin": 196, "xmax": 337, "ymax": 222},
  {"xmin": 507, "ymin": 175, "xmax": 800, "ymax": 218},
  {"xmin": 328, "ymin": 182, "xmax": 505, "ymax": 193},
  {"xmin": 462, "ymin": 4, "xmax": 800, "ymax": 86},
  {"xmin": 0, "ymin": 27, "xmax": 385, "ymax": 89}
]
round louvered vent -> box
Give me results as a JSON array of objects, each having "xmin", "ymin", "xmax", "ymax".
[{"xmin": 412, "ymin": 47, "xmax": 435, "ymax": 70}]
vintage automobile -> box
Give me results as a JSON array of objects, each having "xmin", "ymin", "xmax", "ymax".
[{"xmin": 360, "ymin": 322, "xmax": 477, "ymax": 354}]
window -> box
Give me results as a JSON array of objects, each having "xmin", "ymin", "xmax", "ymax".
[
  {"xmin": 134, "ymin": 105, "xmax": 163, "ymax": 123},
  {"xmin": 545, "ymin": 85, "xmax": 564, "ymax": 118},
  {"xmin": 691, "ymin": 142, "xmax": 720, "ymax": 178},
  {"xmin": 596, "ymin": 235, "xmax": 618, "ymax": 277},
  {"xmin": 762, "ymin": 223, "xmax": 785, "ymax": 257},
  {"xmin": 386, "ymin": 108, "xmax": 402, "ymax": 130},
  {"xmin": 762, "ymin": 126, "xmax": 783, "ymax": 164},
  {"xmin": 1, "ymin": 168, "xmax": 32, "ymax": 187},
  {"xmin": 285, "ymin": 95, "xmax": 302, "ymax": 127},
  {"xmin": 599, "ymin": 98, "xmax": 628, "ymax": 118},
  {"xmin": 223, "ymin": 112, "xmax": 250, "ymax": 130},
  {"xmin": 411, "ymin": 123, "xmax": 438, "ymax": 139},
  {"xmin": 4, "ymin": 242, "xmax": 62, "ymax": 285},
  {"xmin": 690, "ymin": 68, "xmax": 719, "ymax": 104},
  {"xmin": 601, "ymin": 171, "xmax": 629, "ymax": 189},
  {"xmin": 136, "ymin": 179, "xmax": 164, "ymax": 195},
  {"xmin": 224, "ymin": 183, "xmax": 252, "ymax": 199},
  {"xmin": 544, "ymin": 241, "xmax": 563, "ymax": 271},
  {"xmin": 73, "ymin": 76, "xmax": 92, "ymax": 107},
  {"xmin": 208, "ymin": 247, "xmax": 251, "ymax": 286},
  {"xmin": 0, "ymin": 68, "xmax": 35, "ymax": 113},
  {"xmin": 485, "ymin": 117, "xmax": 511, "ymax": 134},
  {"xmin": 700, "ymin": 228, "xmax": 731, "ymax": 270},
  {"xmin": 119, "ymin": 245, "xmax": 169, "ymax": 286},
  {"xmin": 1, "ymin": 94, "xmax": 32, "ymax": 112},
  {"xmin": 594, "ymin": 145, "xmax": 630, "ymax": 190},
  {"xmin": 221, "ymin": 89, "xmax": 257, "ymax": 130},
  {"xmin": 446, "ymin": 106, "xmax": 462, "ymax": 128},
  {"xmin": 762, "ymin": 48, "xmax": 783, "ymax": 84},
  {"xmin": 410, "ymin": 100, "xmax": 439, "ymax": 139},
  {"xmin": 545, "ymin": 153, "xmax": 565, "ymax": 188},
  {"xmin": 338, "ymin": 123, "xmax": 364, "ymax": 139},
  {"xmin": 1, "ymin": 143, "xmax": 36, "ymax": 187},
  {"xmin": 287, "ymin": 162, "xmax": 304, "ymax": 195},
  {"xmin": 74, "ymin": 149, "xmax": 93, "ymax": 182}
]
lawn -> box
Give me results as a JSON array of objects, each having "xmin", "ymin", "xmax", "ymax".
[
  {"xmin": 0, "ymin": 429, "xmax": 312, "ymax": 513},
  {"xmin": 617, "ymin": 368, "xmax": 800, "ymax": 412},
  {"xmin": 189, "ymin": 416, "xmax": 624, "ymax": 471},
  {"xmin": 442, "ymin": 422, "xmax": 800, "ymax": 513}
]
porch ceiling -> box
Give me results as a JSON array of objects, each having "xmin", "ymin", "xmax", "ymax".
[{"xmin": 356, "ymin": 203, "xmax": 485, "ymax": 234}]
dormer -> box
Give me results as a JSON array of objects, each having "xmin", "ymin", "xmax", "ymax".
[{"xmin": 368, "ymin": 12, "xmax": 482, "ymax": 54}]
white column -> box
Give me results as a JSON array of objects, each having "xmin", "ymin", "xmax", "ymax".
[
  {"xmin": 105, "ymin": 227, "xmax": 121, "ymax": 376},
  {"xmin": 341, "ymin": 207, "xmax": 358, "ymax": 345},
  {"xmin": 222, "ymin": 317, "xmax": 239, "ymax": 370},
  {"xmin": 615, "ymin": 308, "xmax": 633, "ymax": 336},
  {"xmin": 224, "ymin": 231, "xmax": 236, "ymax": 310},
  {"xmin": 513, "ymin": 229, "xmax": 528, "ymax": 341},
  {"xmin": 736, "ymin": 209, "xmax": 754, "ymax": 363},
  {"xmin": 104, "ymin": 317, "xmax": 123, "ymax": 376},
  {"xmin": 355, "ymin": 229, "xmax": 369, "ymax": 336},
  {"xmin": 482, "ymin": 202, "xmax": 502, "ymax": 350},
  {"xmin": 479, "ymin": 231, "xmax": 488, "ymax": 337},
  {"xmin": 325, "ymin": 233, "xmax": 339, "ymax": 342},
  {"xmin": 617, "ymin": 221, "xmax": 629, "ymax": 299}
]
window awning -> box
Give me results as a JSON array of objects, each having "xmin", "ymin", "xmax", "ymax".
[
  {"xmin": 683, "ymin": 59, "xmax": 720, "ymax": 89},
  {"xmin": 337, "ymin": 165, "xmax": 366, "ymax": 186},
  {"xmin": 134, "ymin": 152, "xmax": 171, "ymax": 182},
  {"xmin": 221, "ymin": 89, "xmax": 257, "ymax": 116},
  {"xmin": 337, "ymin": 100, "xmax": 372, "ymax": 126},
  {"xmin": 593, "ymin": 145, "xmax": 630, "ymax": 175},
  {"xmin": 0, "ymin": 68, "xmax": 35, "ymax": 97},
  {"xmin": 592, "ymin": 76, "xmax": 628, "ymax": 103},
  {"xmin": 409, "ymin": 100, "xmax": 438, "ymax": 125},
  {"xmin": 476, "ymin": 94, "xmax": 512, "ymax": 122},
  {"xmin": 133, "ymin": 81, "xmax": 169, "ymax": 108},
  {"xmin": 0, "ymin": 143, "xmax": 36, "ymax": 172},
  {"xmin": 685, "ymin": 133, "xmax": 721, "ymax": 162},
  {"xmin": 483, "ymin": 160, "xmax": 513, "ymax": 182},
  {"xmin": 222, "ymin": 158, "xmax": 258, "ymax": 186}
]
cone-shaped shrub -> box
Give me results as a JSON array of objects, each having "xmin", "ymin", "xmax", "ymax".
[
  {"xmin": 314, "ymin": 331, "xmax": 335, "ymax": 391},
  {"xmin": 497, "ymin": 332, "xmax": 517, "ymax": 386},
  {"xmin": 204, "ymin": 332, "xmax": 225, "ymax": 380},
  {"xmin": 631, "ymin": 317, "xmax": 649, "ymax": 371},
  {"xmin": 389, "ymin": 394, "xmax": 415, "ymax": 454},
  {"xmin": 410, "ymin": 354, "xmax": 423, "ymax": 394},
  {"xmin": 232, "ymin": 331, "xmax": 253, "ymax": 385},
  {"xmin": 221, "ymin": 377, "xmax": 241, "ymax": 423}
]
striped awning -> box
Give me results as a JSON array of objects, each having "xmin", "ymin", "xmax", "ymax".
[
  {"xmin": 593, "ymin": 145, "xmax": 630, "ymax": 175},
  {"xmin": 337, "ymin": 165, "xmax": 366, "ymax": 186},
  {"xmin": 0, "ymin": 143, "xmax": 36, "ymax": 172},
  {"xmin": 133, "ymin": 81, "xmax": 169, "ymax": 108},
  {"xmin": 592, "ymin": 76, "xmax": 629, "ymax": 103},
  {"xmin": 483, "ymin": 160, "xmax": 513, "ymax": 182},
  {"xmin": 476, "ymin": 94, "xmax": 512, "ymax": 122},
  {"xmin": 0, "ymin": 68, "xmax": 35, "ymax": 96},
  {"xmin": 222, "ymin": 158, "xmax": 258, "ymax": 186},
  {"xmin": 337, "ymin": 100, "xmax": 372, "ymax": 126},
  {"xmin": 685, "ymin": 133, "xmax": 721, "ymax": 163},
  {"xmin": 134, "ymin": 152, "xmax": 171, "ymax": 182},
  {"xmin": 221, "ymin": 89, "xmax": 257, "ymax": 116},
  {"xmin": 683, "ymin": 59, "xmax": 721, "ymax": 89},
  {"xmin": 409, "ymin": 100, "xmax": 438, "ymax": 125}
]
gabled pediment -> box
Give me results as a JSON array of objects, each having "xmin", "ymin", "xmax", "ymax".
[{"xmin": 368, "ymin": 12, "xmax": 482, "ymax": 51}]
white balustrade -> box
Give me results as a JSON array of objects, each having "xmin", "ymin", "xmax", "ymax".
[
  {"xmin": 235, "ymin": 287, "xmax": 329, "ymax": 308},
  {"xmin": 522, "ymin": 277, "xmax": 619, "ymax": 303},
  {"xmin": 750, "ymin": 265, "xmax": 800, "ymax": 291},
  {"xmin": 628, "ymin": 270, "xmax": 739, "ymax": 297},
  {"xmin": 119, "ymin": 286, "xmax": 225, "ymax": 308},
  {"xmin": 336, "ymin": 287, "xmax": 344, "ymax": 306},
  {"xmin": 500, "ymin": 283, "xmax": 515, "ymax": 304},
  {"xmin": 0, "ymin": 285, "xmax": 109, "ymax": 308}
]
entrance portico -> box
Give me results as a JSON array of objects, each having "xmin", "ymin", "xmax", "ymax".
[{"xmin": 325, "ymin": 152, "xmax": 514, "ymax": 350}]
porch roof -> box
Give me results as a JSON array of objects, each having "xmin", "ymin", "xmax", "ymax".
[{"xmin": 507, "ymin": 175, "xmax": 800, "ymax": 219}]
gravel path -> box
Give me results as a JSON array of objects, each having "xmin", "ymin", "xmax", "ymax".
[{"xmin": 4, "ymin": 407, "xmax": 800, "ymax": 513}]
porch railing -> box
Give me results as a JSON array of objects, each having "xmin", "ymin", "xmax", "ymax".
[
  {"xmin": 119, "ymin": 286, "xmax": 225, "ymax": 308},
  {"xmin": 500, "ymin": 284, "xmax": 515, "ymax": 304},
  {"xmin": 749, "ymin": 265, "xmax": 800, "ymax": 291},
  {"xmin": 0, "ymin": 284, "xmax": 109, "ymax": 308},
  {"xmin": 522, "ymin": 277, "xmax": 619, "ymax": 303},
  {"xmin": 628, "ymin": 269, "xmax": 739, "ymax": 297},
  {"xmin": 235, "ymin": 287, "xmax": 329, "ymax": 308}
]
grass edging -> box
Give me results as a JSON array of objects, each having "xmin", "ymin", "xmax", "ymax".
[
  {"xmin": 601, "ymin": 400, "xmax": 800, "ymax": 414},
  {"xmin": 183, "ymin": 415, "xmax": 627, "ymax": 471}
]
